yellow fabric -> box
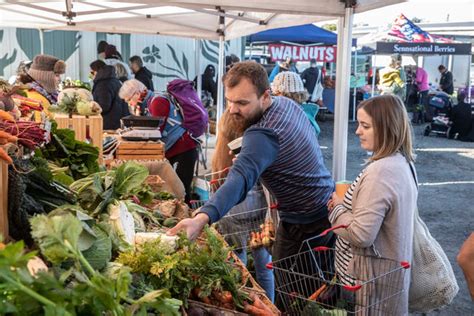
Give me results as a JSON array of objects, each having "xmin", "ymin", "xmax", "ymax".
[
  {"xmin": 24, "ymin": 90, "xmax": 52, "ymax": 122},
  {"xmin": 380, "ymin": 67, "xmax": 404, "ymax": 88}
]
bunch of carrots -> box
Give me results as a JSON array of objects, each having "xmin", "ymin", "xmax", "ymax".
[
  {"xmin": 0, "ymin": 109, "xmax": 46, "ymax": 164},
  {"xmin": 12, "ymin": 95, "xmax": 43, "ymax": 116},
  {"xmin": 249, "ymin": 219, "xmax": 275, "ymax": 249}
]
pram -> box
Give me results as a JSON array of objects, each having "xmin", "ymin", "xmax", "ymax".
[{"xmin": 424, "ymin": 92, "xmax": 452, "ymax": 137}]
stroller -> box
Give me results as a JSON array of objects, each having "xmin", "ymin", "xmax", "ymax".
[{"xmin": 424, "ymin": 92, "xmax": 452, "ymax": 137}]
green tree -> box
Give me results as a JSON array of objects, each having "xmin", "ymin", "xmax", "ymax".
[{"xmin": 322, "ymin": 24, "xmax": 337, "ymax": 32}]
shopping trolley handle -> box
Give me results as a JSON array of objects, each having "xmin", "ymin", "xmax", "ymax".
[{"xmin": 320, "ymin": 224, "xmax": 348, "ymax": 237}]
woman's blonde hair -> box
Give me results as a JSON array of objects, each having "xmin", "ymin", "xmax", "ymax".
[
  {"xmin": 119, "ymin": 79, "xmax": 147, "ymax": 100},
  {"xmin": 211, "ymin": 110, "xmax": 247, "ymax": 179},
  {"xmin": 357, "ymin": 94, "xmax": 415, "ymax": 162}
]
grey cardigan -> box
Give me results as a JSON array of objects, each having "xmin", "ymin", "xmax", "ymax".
[{"xmin": 330, "ymin": 153, "xmax": 417, "ymax": 315}]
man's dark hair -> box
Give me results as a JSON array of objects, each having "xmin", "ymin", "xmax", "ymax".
[
  {"xmin": 129, "ymin": 55, "xmax": 143, "ymax": 68},
  {"xmin": 97, "ymin": 41, "xmax": 108, "ymax": 54},
  {"xmin": 90, "ymin": 59, "xmax": 106, "ymax": 72},
  {"xmin": 457, "ymin": 91, "xmax": 466, "ymax": 103},
  {"xmin": 438, "ymin": 64, "xmax": 446, "ymax": 71},
  {"xmin": 223, "ymin": 61, "xmax": 270, "ymax": 97}
]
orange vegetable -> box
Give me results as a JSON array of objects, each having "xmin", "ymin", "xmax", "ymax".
[
  {"xmin": 0, "ymin": 131, "xmax": 17, "ymax": 142},
  {"xmin": 0, "ymin": 147, "xmax": 13, "ymax": 164},
  {"xmin": 308, "ymin": 284, "xmax": 327, "ymax": 301},
  {"xmin": 0, "ymin": 110, "xmax": 14, "ymax": 122}
]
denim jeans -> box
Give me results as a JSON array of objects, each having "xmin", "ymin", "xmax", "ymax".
[{"xmin": 236, "ymin": 247, "xmax": 275, "ymax": 303}]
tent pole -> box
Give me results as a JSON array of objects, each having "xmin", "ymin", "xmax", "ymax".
[
  {"xmin": 216, "ymin": 13, "xmax": 225, "ymax": 136},
  {"xmin": 352, "ymin": 48, "xmax": 357, "ymax": 121},
  {"xmin": 371, "ymin": 55, "xmax": 376, "ymax": 97},
  {"xmin": 195, "ymin": 39, "xmax": 202, "ymax": 98},
  {"xmin": 39, "ymin": 29, "xmax": 44, "ymax": 54},
  {"xmin": 250, "ymin": 43, "xmax": 253, "ymax": 59},
  {"xmin": 333, "ymin": 5, "xmax": 354, "ymax": 181}
]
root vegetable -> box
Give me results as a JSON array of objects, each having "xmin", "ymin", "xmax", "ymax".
[
  {"xmin": 0, "ymin": 147, "xmax": 13, "ymax": 164},
  {"xmin": 0, "ymin": 110, "xmax": 14, "ymax": 122},
  {"xmin": 308, "ymin": 283, "xmax": 327, "ymax": 301}
]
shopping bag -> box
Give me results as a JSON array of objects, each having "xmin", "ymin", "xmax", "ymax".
[
  {"xmin": 310, "ymin": 70, "xmax": 324, "ymax": 103},
  {"xmin": 408, "ymin": 207, "xmax": 459, "ymax": 313}
]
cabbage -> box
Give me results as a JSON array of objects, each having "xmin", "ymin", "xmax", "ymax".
[
  {"xmin": 108, "ymin": 200, "xmax": 135, "ymax": 246},
  {"xmin": 81, "ymin": 224, "xmax": 112, "ymax": 270}
]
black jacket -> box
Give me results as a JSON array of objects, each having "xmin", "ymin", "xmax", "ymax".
[
  {"xmin": 300, "ymin": 67, "xmax": 320, "ymax": 94},
  {"xmin": 450, "ymin": 101, "xmax": 473, "ymax": 139},
  {"xmin": 439, "ymin": 70, "xmax": 453, "ymax": 95},
  {"xmin": 92, "ymin": 65, "xmax": 130, "ymax": 130},
  {"xmin": 134, "ymin": 67, "xmax": 154, "ymax": 91}
]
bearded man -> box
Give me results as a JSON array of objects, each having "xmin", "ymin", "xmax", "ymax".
[{"xmin": 169, "ymin": 61, "xmax": 334, "ymax": 263}]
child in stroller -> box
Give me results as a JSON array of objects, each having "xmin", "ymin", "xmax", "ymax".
[{"xmin": 424, "ymin": 91, "xmax": 452, "ymax": 137}]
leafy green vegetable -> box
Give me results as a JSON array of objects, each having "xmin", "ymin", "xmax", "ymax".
[
  {"xmin": 81, "ymin": 224, "xmax": 112, "ymax": 270},
  {"xmin": 35, "ymin": 121, "xmax": 100, "ymax": 181},
  {"xmin": 117, "ymin": 227, "xmax": 245, "ymax": 308}
]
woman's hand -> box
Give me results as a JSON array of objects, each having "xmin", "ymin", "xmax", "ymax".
[{"xmin": 327, "ymin": 192, "xmax": 343, "ymax": 213}]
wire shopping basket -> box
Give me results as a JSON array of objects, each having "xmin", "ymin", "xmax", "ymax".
[
  {"xmin": 190, "ymin": 168, "xmax": 277, "ymax": 251},
  {"xmin": 267, "ymin": 225, "xmax": 411, "ymax": 315}
]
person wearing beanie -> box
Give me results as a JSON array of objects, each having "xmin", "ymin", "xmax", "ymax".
[
  {"xmin": 97, "ymin": 40, "xmax": 109, "ymax": 60},
  {"xmin": 19, "ymin": 54, "xmax": 66, "ymax": 121},
  {"xmin": 272, "ymin": 71, "xmax": 320, "ymax": 136},
  {"xmin": 103, "ymin": 44, "xmax": 132, "ymax": 81}
]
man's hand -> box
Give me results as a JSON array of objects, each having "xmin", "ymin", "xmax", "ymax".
[
  {"xmin": 166, "ymin": 213, "xmax": 210, "ymax": 240},
  {"xmin": 243, "ymin": 294, "xmax": 277, "ymax": 316}
]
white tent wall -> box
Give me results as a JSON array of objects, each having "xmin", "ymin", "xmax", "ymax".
[{"xmin": 0, "ymin": 28, "xmax": 242, "ymax": 93}]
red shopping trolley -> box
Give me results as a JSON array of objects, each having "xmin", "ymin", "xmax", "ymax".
[
  {"xmin": 190, "ymin": 168, "xmax": 277, "ymax": 251},
  {"xmin": 267, "ymin": 225, "xmax": 411, "ymax": 315}
]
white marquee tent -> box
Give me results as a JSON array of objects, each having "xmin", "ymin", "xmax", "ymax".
[{"xmin": 0, "ymin": 0, "xmax": 405, "ymax": 180}]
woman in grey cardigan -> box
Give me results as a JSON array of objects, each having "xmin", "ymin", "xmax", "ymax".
[{"xmin": 327, "ymin": 94, "xmax": 417, "ymax": 315}]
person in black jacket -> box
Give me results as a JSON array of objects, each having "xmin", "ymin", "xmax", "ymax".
[
  {"xmin": 129, "ymin": 55, "xmax": 154, "ymax": 91},
  {"xmin": 90, "ymin": 60, "xmax": 130, "ymax": 130},
  {"xmin": 300, "ymin": 59, "xmax": 320, "ymax": 96},
  {"xmin": 194, "ymin": 64, "xmax": 217, "ymax": 105},
  {"xmin": 438, "ymin": 65, "xmax": 454, "ymax": 95},
  {"xmin": 449, "ymin": 92, "xmax": 474, "ymax": 140}
]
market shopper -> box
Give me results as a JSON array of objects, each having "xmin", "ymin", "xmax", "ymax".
[
  {"xmin": 129, "ymin": 55, "xmax": 154, "ymax": 91},
  {"xmin": 212, "ymin": 109, "xmax": 275, "ymax": 302},
  {"xmin": 300, "ymin": 58, "xmax": 320, "ymax": 96},
  {"xmin": 104, "ymin": 44, "xmax": 132, "ymax": 81},
  {"xmin": 449, "ymin": 92, "xmax": 473, "ymax": 140},
  {"xmin": 271, "ymin": 71, "xmax": 320, "ymax": 136},
  {"xmin": 18, "ymin": 54, "xmax": 66, "ymax": 121},
  {"xmin": 169, "ymin": 61, "xmax": 335, "ymax": 262},
  {"xmin": 327, "ymin": 94, "xmax": 417, "ymax": 314},
  {"xmin": 438, "ymin": 64, "xmax": 454, "ymax": 95},
  {"xmin": 378, "ymin": 54, "xmax": 406, "ymax": 101},
  {"xmin": 119, "ymin": 79, "xmax": 198, "ymax": 203},
  {"xmin": 194, "ymin": 64, "xmax": 217, "ymax": 106},
  {"xmin": 90, "ymin": 60, "xmax": 130, "ymax": 130},
  {"xmin": 415, "ymin": 66, "xmax": 430, "ymax": 122}
]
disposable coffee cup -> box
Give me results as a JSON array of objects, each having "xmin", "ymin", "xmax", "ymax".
[
  {"xmin": 227, "ymin": 137, "xmax": 243, "ymax": 155},
  {"xmin": 335, "ymin": 181, "xmax": 351, "ymax": 198}
]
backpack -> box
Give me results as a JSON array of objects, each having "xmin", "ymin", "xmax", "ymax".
[{"xmin": 166, "ymin": 79, "xmax": 208, "ymax": 138}]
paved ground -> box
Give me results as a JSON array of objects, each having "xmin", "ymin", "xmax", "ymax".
[{"xmin": 200, "ymin": 116, "xmax": 474, "ymax": 314}]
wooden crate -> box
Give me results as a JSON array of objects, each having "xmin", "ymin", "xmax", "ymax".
[
  {"xmin": 116, "ymin": 141, "xmax": 165, "ymax": 161},
  {"xmin": 0, "ymin": 162, "xmax": 8, "ymax": 240},
  {"xmin": 54, "ymin": 114, "xmax": 103, "ymax": 159}
]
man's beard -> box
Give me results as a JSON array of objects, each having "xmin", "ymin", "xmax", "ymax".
[{"xmin": 230, "ymin": 108, "xmax": 263, "ymax": 131}]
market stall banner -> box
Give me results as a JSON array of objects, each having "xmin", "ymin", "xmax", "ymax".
[
  {"xmin": 376, "ymin": 42, "xmax": 472, "ymax": 55},
  {"xmin": 269, "ymin": 44, "xmax": 336, "ymax": 62}
]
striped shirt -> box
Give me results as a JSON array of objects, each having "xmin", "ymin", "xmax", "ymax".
[
  {"xmin": 329, "ymin": 170, "xmax": 366, "ymax": 286},
  {"xmin": 200, "ymin": 96, "xmax": 334, "ymax": 224}
]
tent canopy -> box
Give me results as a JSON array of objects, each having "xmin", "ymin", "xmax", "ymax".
[
  {"xmin": 248, "ymin": 24, "xmax": 338, "ymax": 44},
  {"xmin": 0, "ymin": 1, "xmax": 404, "ymax": 40}
]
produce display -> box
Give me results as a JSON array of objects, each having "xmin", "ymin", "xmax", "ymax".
[
  {"xmin": 53, "ymin": 85, "xmax": 101, "ymax": 116},
  {"xmin": 0, "ymin": 83, "xmax": 277, "ymax": 316}
]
